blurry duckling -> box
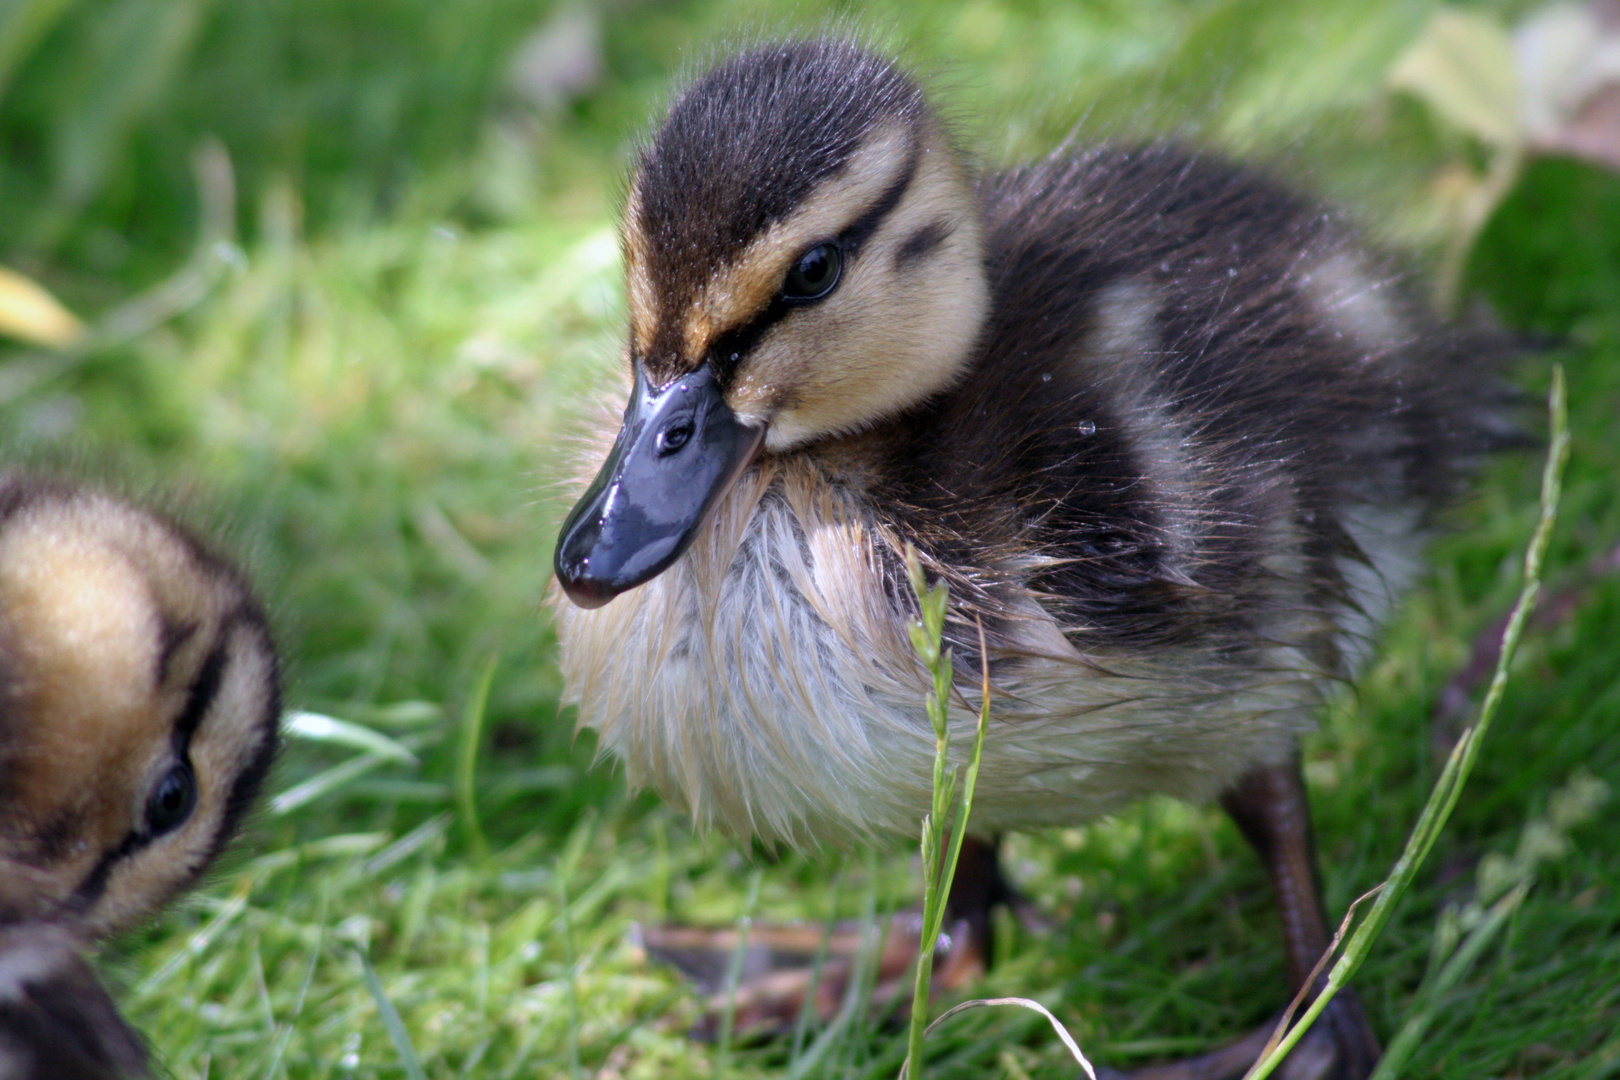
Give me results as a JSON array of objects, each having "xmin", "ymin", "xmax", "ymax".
[
  {"xmin": 0, "ymin": 474, "xmax": 281, "ymax": 1079},
  {"xmin": 551, "ymin": 39, "xmax": 1513, "ymax": 1079}
]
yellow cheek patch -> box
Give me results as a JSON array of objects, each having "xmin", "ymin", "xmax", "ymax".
[
  {"xmin": 0, "ymin": 517, "xmax": 163, "ymax": 869},
  {"xmin": 624, "ymin": 186, "xmax": 659, "ymax": 358},
  {"xmin": 680, "ymin": 244, "xmax": 801, "ymax": 362},
  {"xmin": 626, "ymin": 122, "xmax": 916, "ymax": 377}
]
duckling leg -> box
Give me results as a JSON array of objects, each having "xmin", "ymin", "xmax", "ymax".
[
  {"xmin": 1121, "ymin": 754, "xmax": 1379, "ymax": 1080},
  {"xmin": 1217, "ymin": 753, "xmax": 1379, "ymax": 1079},
  {"xmin": 934, "ymin": 834, "xmax": 1012, "ymax": 988}
]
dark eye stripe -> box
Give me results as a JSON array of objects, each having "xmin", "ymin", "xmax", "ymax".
[
  {"xmin": 175, "ymin": 642, "xmax": 228, "ymax": 741},
  {"xmin": 704, "ymin": 137, "xmax": 921, "ymax": 384},
  {"xmin": 894, "ymin": 218, "xmax": 950, "ymax": 268},
  {"xmin": 838, "ymin": 138, "xmax": 920, "ymax": 256},
  {"xmin": 66, "ymin": 830, "xmax": 143, "ymax": 913},
  {"xmin": 67, "ymin": 631, "xmax": 236, "ymax": 913}
]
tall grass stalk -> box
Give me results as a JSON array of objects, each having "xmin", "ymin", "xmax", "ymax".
[
  {"xmin": 899, "ymin": 548, "xmax": 991, "ymax": 1080},
  {"xmin": 1370, "ymin": 770, "xmax": 1608, "ymax": 1078},
  {"xmin": 1244, "ymin": 365, "xmax": 1571, "ymax": 1080}
]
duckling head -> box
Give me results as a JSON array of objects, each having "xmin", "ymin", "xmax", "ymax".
[
  {"xmin": 556, "ymin": 39, "xmax": 988, "ymax": 607},
  {"xmin": 0, "ymin": 478, "xmax": 279, "ymax": 939}
]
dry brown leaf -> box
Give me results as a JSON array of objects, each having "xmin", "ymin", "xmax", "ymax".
[{"xmin": 0, "ymin": 265, "xmax": 84, "ymax": 348}]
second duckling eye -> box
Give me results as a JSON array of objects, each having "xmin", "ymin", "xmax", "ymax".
[
  {"xmin": 145, "ymin": 762, "xmax": 197, "ymax": 837},
  {"xmin": 781, "ymin": 242, "xmax": 842, "ymax": 302}
]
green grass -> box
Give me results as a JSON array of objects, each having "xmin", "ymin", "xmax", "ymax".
[{"xmin": 4, "ymin": 1, "xmax": 1620, "ymax": 1076}]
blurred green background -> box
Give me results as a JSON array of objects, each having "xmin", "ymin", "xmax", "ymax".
[{"xmin": 3, "ymin": 0, "xmax": 1620, "ymax": 1077}]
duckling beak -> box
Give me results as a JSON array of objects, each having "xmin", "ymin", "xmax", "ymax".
[{"xmin": 555, "ymin": 365, "xmax": 764, "ymax": 608}]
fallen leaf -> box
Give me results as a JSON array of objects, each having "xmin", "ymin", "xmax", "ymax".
[
  {"xmin": 0, "ymin": 265, "xmax": 85, "ymax": 348},
  {"xmin": 1389, "ymin": 8, "xmax": 1522, "ymax": 150}
]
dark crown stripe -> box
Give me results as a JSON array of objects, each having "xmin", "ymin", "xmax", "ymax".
[
  {"xmin": 174, "ymin": 641, "xmax": 229, "ymax": 742},
  {"xmin": 67, "ymin": 619, "xmax": 246, "ymax": 913}
]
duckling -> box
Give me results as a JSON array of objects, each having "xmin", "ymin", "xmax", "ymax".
[
  {"xmin": 551, "ymin": 39, "xmax": 1511, "ymax": 1079},
  {"xmin": 0, "ymin": 474, "xmax": 281, "ymax": 1078}
]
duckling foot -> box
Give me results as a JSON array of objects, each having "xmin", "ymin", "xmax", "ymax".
[
  {"xmin": 1112, "ymin": 991, "xmax": 1378, "ymax": 1080},
  {"xmin": 638, "ymin": 912, "xmax": 920, "ymax": 1040}
]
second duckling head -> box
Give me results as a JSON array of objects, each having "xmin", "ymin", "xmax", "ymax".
[{"xmin": 0, "ymin": 476, "xmax": 279, "ymax": 940}]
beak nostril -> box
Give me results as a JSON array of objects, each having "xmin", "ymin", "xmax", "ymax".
[{"xmin": 657, "ymin": 421, "xmax": 694, "ymax": 456}]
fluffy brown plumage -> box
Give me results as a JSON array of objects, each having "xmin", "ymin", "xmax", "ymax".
[
  {"xmin": 550, "ymin": 38, "xmax": 1513, "ymax": 1077},
  {"xmin": 553, "ymin": 39, "xmax": 1508, "ymax": 845},
  {"xmin": 0, "ymin": 474, "xmax": 281, "ymax": 1079}
]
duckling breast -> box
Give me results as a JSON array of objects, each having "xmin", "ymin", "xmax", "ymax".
[{"xmin": 553, "ymin": 448, "xmax": 1322, "ymax": 846}]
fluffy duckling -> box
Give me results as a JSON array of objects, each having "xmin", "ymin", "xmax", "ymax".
[
  {"xmin": 0, "ymin": 475, "xmax": 281, "ymax": 1079},
  {"xmin": 551, "ymin": 39, "xmax": 1509, "ymax": 1078}
]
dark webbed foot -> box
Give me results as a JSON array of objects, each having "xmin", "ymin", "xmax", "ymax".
[
  {"xmin": 1101, "ymin": 753, "xmax": 1381, "ymax": 1079},
  {"xmin": 642, "ymin": 755, "xmax": 1380, "ymax": 1075},
  {"xmin": 1118, "ymin": 991, "xmax": 1378, "ymax": 1080},
  {"xmin": 641, "ymin": 915, "xmax": 922, "ymax": 1039}
]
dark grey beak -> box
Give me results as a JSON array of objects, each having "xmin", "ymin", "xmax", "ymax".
[{"xmin": 554, "ymin": 365, "xmax": 764, "ymax": 609}]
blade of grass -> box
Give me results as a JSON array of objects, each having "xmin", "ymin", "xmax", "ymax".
[
  {"xmin": 716, "ymin": 866, "xmax": 765, "ymax": 1076},
  {"xmin": 785, "ymin": 851, "xmax": 884, "ymax": 1080},
  {"xmin": 259, "ymin": 886, "xmax": 327, "ymax": 1080},
  {"xmin": 1253, "ymin": 884, "xmax": 1385, "ymax": 1066},
  {"xmin": 555, "ymin": 813, "xmax": 592, "ymax": 1080},
  {"xmin": 791, "ymin": 858, "xmax": 847, "ymax": 1060},
  {"xmin": 360, "ymin": 814, "xmax": 452, "ymax": 878},
  {"xmin": 132, "ymin": 884, "xmax": 251, "ymax": 998},
  {"xmin": 268, "ymin": 753, "xmax": 394, "ymax": 816},
  {"xmin": 918, "ymin": 998, "xmax": 1096, "ymax": 1080},
  {"xmin": 1370, "ymin": 881, "xmax": 1528, "ymax": 1077},
  {"xmin": 285, "ymin": 710, "xmax": 418, "ymax": 764},
  {"xmin": 357, "ymin": 949, "xmax": 428, "ymax": 1080},
  {"xmin": 1244, "ymin": 365, "xmax": 1571, "ymax": 1079},
  {"xmin": 1371, "ymin": 769, "xmax": 1607, "ymax": 1077},
  {"xmin": 455, "ymin": 655, "xmax": 498, "ymax": 858}
]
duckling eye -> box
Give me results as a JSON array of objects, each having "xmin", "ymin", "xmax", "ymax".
[
  {"xmin": 145, "ymin": 762, "xmax": 197, "ymax": 837},
  {"xmin": 782, "ymin": 242, "xmax": 842, "ymax": 302}
]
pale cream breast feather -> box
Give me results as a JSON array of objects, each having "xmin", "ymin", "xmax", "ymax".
[{"xmin": 553, "ymin": 457, "xmax": 1319, "ymax": 846}]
